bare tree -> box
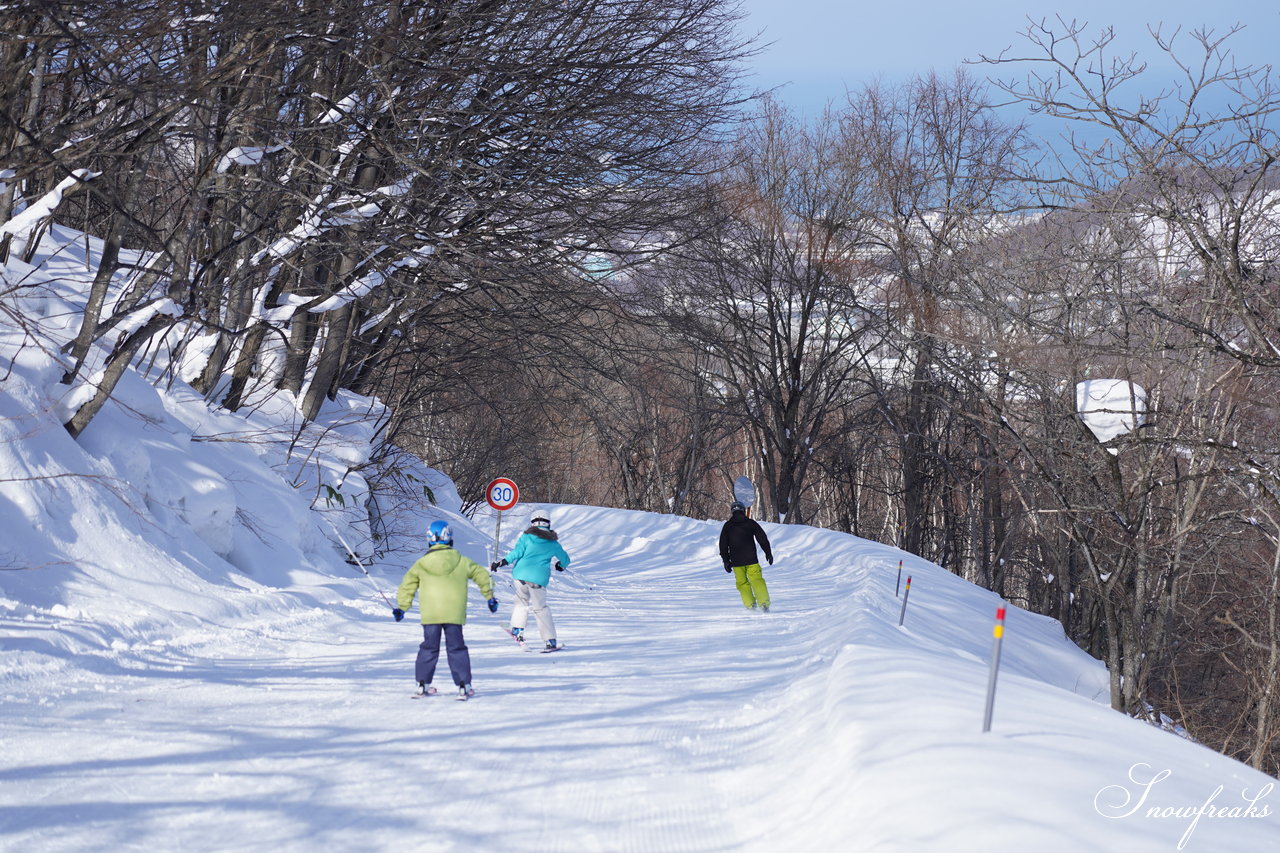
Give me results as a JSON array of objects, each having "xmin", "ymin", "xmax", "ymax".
[
  {"xmin": 631, "ymin": 101, "xmax": 888, "ymax": 523},
  {"xmin": 843, "ymin": 69, "xmax": 1027, "ymax": 557}
]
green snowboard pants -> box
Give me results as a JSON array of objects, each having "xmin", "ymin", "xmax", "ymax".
[{"xmin": 732, "ymin": 563, "xmax": 770, "ymax": 609}]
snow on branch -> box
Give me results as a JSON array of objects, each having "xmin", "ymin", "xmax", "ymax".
[
  {"xmin": 0, "ymin": 169, "xmax": 99, "ymax": 248},
  {"xmin": 317, "ymin": 93, "xmax": 360, "ymax": 125},
  {"xmin": 249, "ymin": 200, "xmax": 380, "ymax": 268},
  {"xmin": 256, "ymin": 251, "xmax": 432, "ymax": 325},
  {"xmin": 216, "ymin": 146, "xmax": 284, "ymax": 173},
  {"xmin": 305, "ymin": 253, "xmax": 429, "ymax": 314}
]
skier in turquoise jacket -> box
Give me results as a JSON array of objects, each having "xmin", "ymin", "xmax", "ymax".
[{"xmin": 490, "ymin": 509, "xmax": 571, "ymax": 651}]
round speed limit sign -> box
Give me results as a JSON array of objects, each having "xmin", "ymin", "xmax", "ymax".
[{"xmin": 485, "ymin": 477, "xmax": 520, "ymax": 511}]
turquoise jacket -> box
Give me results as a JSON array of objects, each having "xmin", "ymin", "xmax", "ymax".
[
  {"xmin": 397, "ymin": 544, "xmax": 493, "ymax": 624},
  {"xmin": 503, "ymin": 527, "xmax": 571, "ymax": 587}
]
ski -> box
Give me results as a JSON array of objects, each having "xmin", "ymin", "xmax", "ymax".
[
  {"xmin": 503, "ymin": 626, "xmax": 528, "ymax": 648},
  {"xmin": 502, "ymin": 626, "xmax": 564, "ymax": 653}
]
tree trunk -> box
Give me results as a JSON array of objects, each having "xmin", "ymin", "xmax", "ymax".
[
  {"xmin": 64, "ymin": 313, "xmax": 177, "ymax": 438},
  {"xmin": 61, "ymin": 225, "xmax": 123, "ymax": 385}
]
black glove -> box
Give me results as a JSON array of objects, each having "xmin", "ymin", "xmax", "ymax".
[
  {"xmin": 490, "ymin": 559, "xmax": 507, "ymax": 572},
  {"xmin": 723, "ymin": 563, "xmax": 732, "ymax": 573},
  {"xmin": 487, "ymin": 597, "xmax": 499, "ymax": 613},
  {"xmin": 392, "ymin": 608, "xmax": 404, "ymax": 622},
  {"xmin": 553, "ymin": 560, "xmax": 564, "ymax": 572},
  {"xmin": 767, "ymin": 556, "xmax": 774, "ymax": 566}
]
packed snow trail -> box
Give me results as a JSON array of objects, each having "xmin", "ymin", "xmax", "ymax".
[
  {"xmin": 4, "ymin": 505, "xmax": 1280, "ymax": 852},
  {"xmin": 2, "ymin": 506, "xmax": 822, "ymax": 851}
]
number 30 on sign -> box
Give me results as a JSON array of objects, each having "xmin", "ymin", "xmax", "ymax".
[{"xmin": 486, "ymin": 478, "xmax": 519, "ymax": 511}]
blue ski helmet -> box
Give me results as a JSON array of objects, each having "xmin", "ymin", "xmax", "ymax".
[
  {"xmin": 730, "ymin": 501, "xmax": 746, "ymax": 514},
  {"xmin": 427, "ymin": 519, "xmax": 453, "ymax": 545}
]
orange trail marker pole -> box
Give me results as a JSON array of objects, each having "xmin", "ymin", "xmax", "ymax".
[
  {"xmin": 895, "ymin": 559, "xmax": 903, "ymax": 597},
  {"xmin": 982, "ymin": 605, "xmax": 1007, "ymax": 733},
  {"xmin": 897, "ymin": 576, "xmax": 912, "ymax": 626}
]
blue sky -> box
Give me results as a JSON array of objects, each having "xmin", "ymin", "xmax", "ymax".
[{"xmin": 737, "ymin": 0, "xmax": 1280, "ymax": 118}]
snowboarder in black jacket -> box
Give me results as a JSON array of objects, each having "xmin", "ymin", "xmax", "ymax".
[{"xmin": 718, "ymin": 501, "xmax": 774, "ymax": 611}]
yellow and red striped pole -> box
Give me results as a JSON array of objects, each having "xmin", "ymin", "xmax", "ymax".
[
  {"xmin": 897, "ymin": 575, "xmax": 912, "ymax": 626},
  {"xmin": 982, "ymin": 604, "xmax": 1007, "ymax": 733}
]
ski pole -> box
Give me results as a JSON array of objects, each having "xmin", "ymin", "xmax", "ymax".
[
  {"xmin": 326, "ymin": 520, "xmax": 396, "ymax": 610},
  {"xmin": 897, "ymin": 576, "xmax": 912, "ymax": 626},
  {"xmin": 895, "ymin": 559, "xmax": 903, "ymax": 597},
  {"xmin": 560, "ymin": 566, "xmax": 625, "ymax": 614},
  {"xmin": 982, "ymin": 604, "xmax": 1007, "ymax": 733}
]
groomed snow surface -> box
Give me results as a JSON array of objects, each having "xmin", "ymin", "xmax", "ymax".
[{"xmin": 4, "ymin": 499, "xmax": 1279, "ymax": 851}]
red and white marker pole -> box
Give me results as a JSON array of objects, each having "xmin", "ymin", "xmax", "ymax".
[
  {"xmin": 897, "ymin": 576, "xmax": 912, "ymax": 626},
  {"xmin": 982, "ymin": 604, "xmax": 1007, "ymax": 733}
]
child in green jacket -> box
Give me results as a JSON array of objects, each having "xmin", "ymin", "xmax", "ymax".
[{"xmin": 393, "ymin": 520, "xmax": 496, "ymax": 700}]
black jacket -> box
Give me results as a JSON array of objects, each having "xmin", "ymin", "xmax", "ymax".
[{"xmin": 718, "ymin": 511, "xmax": 773, "ymax": 569}]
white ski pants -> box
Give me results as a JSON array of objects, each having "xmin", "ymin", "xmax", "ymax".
[{"xmin": 511, "ymin": 579, "xmax": 556, "ymax": 642}]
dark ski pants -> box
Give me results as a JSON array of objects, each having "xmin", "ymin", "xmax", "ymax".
[{"xmin": 415, "ymin": 623, "xmax": 472, "ymax": 687}]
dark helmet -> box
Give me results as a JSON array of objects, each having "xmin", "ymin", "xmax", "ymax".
[
  {"xmin": 730, "ymin": 501, "xmax": 746, "ymax": 513},
  {"xmin": 427, "ymin": 519, "xmax": 453, "ymax": 545}
]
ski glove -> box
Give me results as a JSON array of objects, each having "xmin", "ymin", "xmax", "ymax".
[
  {"xmin": 487, "ymin": 597, "xmax": 499, "ymax": 613},
  {"xmin": 553, "ymin": 560, "xmax": 564, "ymax": 572},
  {"xmin": 490, "ymin": 559, "xmax": 508, "ymax": 572},
  {"xmin": 723, "ymin": 563, "xmax": 732, "ymax": 573},
  {"xmin": 392, "ymin": 608, "xmax": 405, "ymax": 622}
]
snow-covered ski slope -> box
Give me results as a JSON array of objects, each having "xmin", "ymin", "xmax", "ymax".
[{"xmin": 4, "ymin": 500, "xmax": 1279, "ymax": 852}]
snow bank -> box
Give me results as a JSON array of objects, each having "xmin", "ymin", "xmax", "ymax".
[{"xmin": 0, "ymin": 222, "xmax": 459, "ymax": 653}]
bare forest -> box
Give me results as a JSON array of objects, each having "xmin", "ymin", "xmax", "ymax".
[{"xmin": 3, "ymin": 4, "xmax": 1280, "ymax": 773}]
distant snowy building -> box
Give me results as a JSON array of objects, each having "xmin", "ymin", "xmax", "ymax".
[{"xmin": 1076, "ymin": 379, "xmax": 1146, "ymax": 447}]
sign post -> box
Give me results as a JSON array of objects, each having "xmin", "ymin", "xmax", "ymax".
[{"xmin": 485, "ymin": 477, "xmax": 520, "ymax": 563}]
